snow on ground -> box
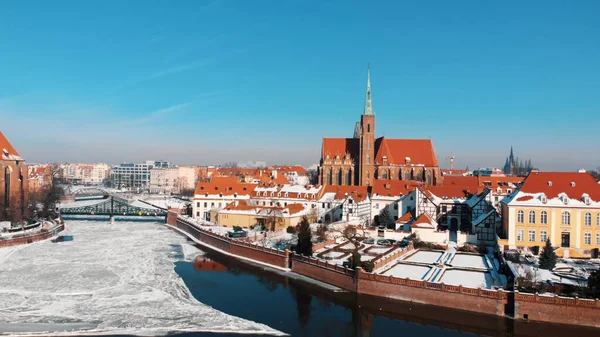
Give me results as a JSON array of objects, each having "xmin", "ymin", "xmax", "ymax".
[
  {"xmin": 360, "ymin": 255, "xmax": 376, "ymax": 261},
  {"xmin": 0, "ymin": 221, "xmax": 283, "ymax": 336},
  {"xmin": 404, "ymin": 251, "xmax": 442, "ymax": 264},
  {"xmin": 450, "ymin": 254, "xmax": 488, "ymax": 269},
  {"xmin": 321, "ymin": 251, "xmax": 347, "ymax": 259},
  {"xmin": 381, "ymin": 264, "xmax": 431, "ymax": 280},
  {"xmin": 439, "ymin": 270, "xmax": 493, "ymax": 289},
  {"xmin": 366, "ymin": 247, "xmax": 391, "ymax": 255}
]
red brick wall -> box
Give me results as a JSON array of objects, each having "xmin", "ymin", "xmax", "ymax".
[
  {"xmin": 515, "ymin": 292, "xmax": 600, "ymax": 328},
  {"xmin": 166, "ymin": 209, "xmax": 178, "ymax": 225},
  {"xmin": 357, "ymin": 271, "xmax": 506, "ymax": 316},
  {"xmin": 0, "ymin": 223, "xmax": 64, "ymax": 248},
  {"xmin": 291, "ymin": 255, "xmax": 357, "ymax": 291}
]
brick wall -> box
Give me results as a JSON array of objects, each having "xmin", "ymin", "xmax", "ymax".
[
  {"xmin": 357, "ymin": 270, "xmax": 507, "ymax": 316},
  {"xmin": 291, "ymin": 255, "xmax": 357, "ymax": 291},
  {"xmin": 0, "ymin": 223, "xmax": 65, "ymax": 248},
  {"xmin": 515, "ymin": 292, "xmax": 600, "ymax": 328},
  {"xmin": 312, "ymin": 239, "xmax": 337, "ymax": 252}
]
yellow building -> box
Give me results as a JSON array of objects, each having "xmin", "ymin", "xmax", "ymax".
[
  {"xmin": 210, "ymin": 200, "xmax": 309, "ymax": 231},
  {"xmin": 501, "ymin": 171, "xmax": 600, "ymax": 258}
]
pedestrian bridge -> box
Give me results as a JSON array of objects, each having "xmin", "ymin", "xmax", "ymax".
[{"xmin": 59, "ymin": 196, "xmax": 168, "ymax": 218}]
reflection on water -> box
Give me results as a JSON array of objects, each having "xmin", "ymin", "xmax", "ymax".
[{"xmin": 175, "ymin": 247, "xmax": 600, "ymax": 337}]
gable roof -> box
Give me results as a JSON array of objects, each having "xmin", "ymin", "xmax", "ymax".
[
  {"xmin": 370, "ymin": 179, "xmax": 421, "ymax": 198},
  {"xmin": 518, "ymin": 171, "xmax": 600, "ymax": 200},
  {"xmin": 321, "ymin": 138, "xmax": 359, "ymax": 158},
  {"xmin": 396, "ymin": 211, "xmax": 414, "ymax": 223},
  {"xmin": 0, "ymin": 131, "xmax": 23, "ymax": 161},
  {"xmin": 411, "ymin": 213, "xmax": 437, "ymax": 229},
  {"xmin": 194, "ymin": 176, "xmax": 256, "ymax": 197},
  {"xmin": 374, "ymin": 137, "xmax": 438, "ymax": 167}
]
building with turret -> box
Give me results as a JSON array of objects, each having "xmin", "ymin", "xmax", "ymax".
[
  {"xmin": 318, "ymin": 69, "xmax": 442, "ymax": 187},
  {"xmin": 503, "ymin": 146, "xmax": 516, "ymax": 175}
]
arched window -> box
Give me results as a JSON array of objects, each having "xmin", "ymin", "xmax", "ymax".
[
  {"xmin": 517, "ymin": 210, "xmax": 524, "ymax": 223},
  {"xmin": 366, "ymin": 155, "xmax": 370, "ymax": 164},
  {"xmin": 367, "ymin": 172, "xmax": 370, "ymax": 179},
  {"xmin": 336, "ymin": 169, "xmax": 342, "ymax": 185},
  {"xmin": 405, "ymin": 171, "xmax": 411, "ymax": 180},
  {"xmin": 562, "ymin": 211, "xmax": 570, "ymax": 225},
  {"xmin": 327, "ymin": 169, "xmax": 332, "ymax": 185},
  {"xmin": 416, "ymin": 171, "xmax": 423, "ymax": 181},
  {"xmin": 540, "ymin": 211, "xmax": 547, "ymax": 224},
  {"xmin": 528, "ymin": 211, "xmax": 535, "ymax": 224},
  {"xmin": 4, "ymin": 167, "xmax": 11, "ymax": 207},
  {"xmin": 426, "ymin": 171, "xmax": 432, "ymax": 185},
  {"xmin": 367, "ymin": 124, "xmax": 370, "ymax": 133},
  {"xmin": 584, "ymin": 212, "xmax": 592, "ymax": 226},
  {"xmin": 399, "ymin": 170, "xmax": 403, "ymax": 180},
  {"xmin": 345, "ymin": 170, "xmax": 351, "ymax": 185},
  {"xmin": 381, "ymin": 170, "xmax": 387, "ymax": 179}
]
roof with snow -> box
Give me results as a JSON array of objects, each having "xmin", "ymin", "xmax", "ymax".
[
  {"xmin": 0, "ymin": 131, "xmax": 23, "ymax": 161},
  {"xmin": 411, "ymin": 213, "xmax": 437, "ymax": 229}
]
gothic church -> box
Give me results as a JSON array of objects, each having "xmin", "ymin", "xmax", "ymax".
[{"xmin": 318, "ymin": 69, "xmax": 442, "ymax": 187}]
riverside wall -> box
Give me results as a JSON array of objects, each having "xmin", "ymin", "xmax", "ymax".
[
  {"xmin": 167, "ymin": 212, "xmax": 600, "ymax": 328},
  {"xmin": 0, "ymin": 223, "xmax": 65, "ymax": 248}
]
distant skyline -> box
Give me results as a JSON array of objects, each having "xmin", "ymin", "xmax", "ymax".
[{"xmin": 1, "ymin": 0, "xmax": 599, "ymax": 171}]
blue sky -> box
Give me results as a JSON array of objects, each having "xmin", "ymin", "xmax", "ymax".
[{"xmin": 1, "ymin": 0, "xmax": 599, "ymax": 170}]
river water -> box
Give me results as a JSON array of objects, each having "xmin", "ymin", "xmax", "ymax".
[{"xmin": 1, "ymin": 220, "xmax": 598, "ymax": 337}]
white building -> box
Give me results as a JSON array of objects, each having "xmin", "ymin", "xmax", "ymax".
[
  {"xmin": 192, "ymin": 177, "xmax": 255, "ymax": 221},
  {"xmin": 149, "ymin": 166, "xmax": 196, "ymax": 194}
]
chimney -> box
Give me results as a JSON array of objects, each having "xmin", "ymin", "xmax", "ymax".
[{"xmin": 578, "ymin": 169, "xmax": 586, "ymax": 173}]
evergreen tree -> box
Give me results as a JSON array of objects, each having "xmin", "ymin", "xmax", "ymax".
[
  {"xmin": 296, "ymin": 216, "xmax": 313, "ymax": 256},
  {"xmin": 379, "ymin": 207, "xmax": 395, "ymax": 229},
  {"xmin": 587, "ymin": 270, "xmax": 600, "ymax": 298},
  {"xmin": 538, "ymin": 239, "xmax": 557, "ymax": 270}
]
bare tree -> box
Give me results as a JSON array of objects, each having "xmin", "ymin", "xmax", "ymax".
[{"xmin": 265, "ymin": 209, "xmax": 284, "ymax": 231}]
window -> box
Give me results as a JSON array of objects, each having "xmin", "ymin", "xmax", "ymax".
[
  {"xmin": 366, "ymin": 155, "xmax": 370, "ymax": 164},
  {"xmin": 540, "ymin": 230, "xmax": 547, "ymax": 243},
  {"xmin": 598, "ymin": 213, "xmax": 600, "ymax": 226},
  {"xmin": 196, "ymin": 202, "xmax": 200, "ymax": 207},
  {"xmin": 528, "ymin": 211, "xmax": 535, "ymax": 224},
  {"xmin": 517, "ymin": 230, "xmax": 524, "ymax": 242},
  {"xmin": 368, "ymin": 141, "xmax": 371, "ymax": 149},
  {"xmin": 442, "ymin": 205, "xmax": 447, "ymax": 213},
  {"xmin": 562, "ymin": 211, "xmax": 570, "ymax": 225},
  {"xmin": 210, "ymin": 202, "xmax": 214, "ymax": 207},
  {"xmin": 367, "ymin": 124, "xmax": 370, "ymax": 133},
  {"xmin": 517, "ymin": 210, "xmax": 524, "ymax": 223},
  {"xmin": 597, "ymin": 233, "xmax": 600, "ymax": 245},
  {"xmin": 584, "ymin": 233, "xmax": 591, "ymax": 245},
  {"xmin": 375, "ymin": 203, "xmax": 379, "ymax": 209},
  {"xmin": 348, "ymin": 208, "xmax": 353, "ymax": 214},
  {"xmin": 381, "ymin": 170, "xmax": 387, "ymax": 179},
  {"xmin": 393, "ymin": 203, "xmax": 398, "ymax": 210},
  {"xmin": 540, "ymin": 211, "xmax": 547, "ymax": 225},
  {"xmin": 584, "ymin": 213, "xmax": 592, "ymax": 226},
  {"xmin": 218, "ymin": 203, "xmax": 222, "ymax": 208},
  {"xmin": 196, "ymin": 212, "xmax": 200, "ymax": 217},
  {"xmin": 528, "ymin": 230, "xmax": 535, "ymax": 242},
  {"xmin": 406, "ymin": 206, "xmax": 412, "ymax": 213}
]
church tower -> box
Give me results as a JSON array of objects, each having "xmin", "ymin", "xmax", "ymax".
[{"xmin": 359, "ymin": 68, "xmax": 375, "ymax": 186}]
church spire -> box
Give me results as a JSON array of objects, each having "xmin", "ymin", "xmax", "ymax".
[{"xmin": 363, "ymin": 66, "xmax": 373, "ymax": 115}]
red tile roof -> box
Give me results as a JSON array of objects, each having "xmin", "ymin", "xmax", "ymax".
[
  {"xmin": 194, "ymin": 176, "xmax": 255, "ymax": 196},
  {"xmin": 374, "ymin": 137, "xmax": 438, "ymax": 166},
  {"xmin": 371, "ymin": 180, "xmax": 421, "ymax": 197},
  {"xmin": 222, "ymin": 200, "xmax": 306, "ymax": 216},
  {"xmin": 518, "ymin": 171, "xmax": 600, "ymax": 200},
  {"xmin": 443, "ymin": 176, "xmax": 478, "ymax": 188},
  {"xmin": 321, "ymin": 138, "xmax": 359, "ymax": 158},
  {"xmin": 321, "ymin": 185, "xmax": 369, "ymax": 202},
  {"xmin": 421, "ymin": 185, "xmax": 475, "ymax": 200},
  {"xmin": 396, "ymin": 211, "xmax": 414, "ymax": 223},
  {"xmin": 442, "ymin": 169, "xmax": 467, "ymax": 176},
  {"xmin": 0, "ymin": 131, "xmax": 22, "ymax": 161},
  {"xmin": 269, "ymin": 165, "xmax": 308, "ymax": 175},
  {"xmin": 411, "ymin": 213, "xmax": 436, "ymax": 229}
]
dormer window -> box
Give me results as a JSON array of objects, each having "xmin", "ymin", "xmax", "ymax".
[
  {"xmin": 405, "ymin": 157, "xmax": 411, "ymax": 164},
  {"xmin": 547, "ymin": 181, "xmax": 552, "ymax": 186},
  {"xmin": 570, "ymin": 182, "xmax": 576, "ymax": 187},
  {"xmin": 582, "ymin": 194, "xmax": 591, "ymax": 205},
  {"xmin": 219, "ymin": 193, "xmax": 223, "ymax": 198},
  {"xmin": 562, "ymin": 195, "xmax": 569, "ymax": 204},
  {"xmin": 205, "ymin": 193, "xmax": 208, "ymax": 197},
  {"xmin": 200, "ymin": 186, "xmax": 204, "ymax": 190},
  {"xmin": 540, "ymin": 194, "xmax": 547, "ymax": 203},
  {"xmin": 234, "ymin": 193, "xmax": 237, "ymax": 198}
]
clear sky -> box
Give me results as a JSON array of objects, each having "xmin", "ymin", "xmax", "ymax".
[{"xmin": 1, "ymin": 0, "xmax": 599, "ymax": 170}]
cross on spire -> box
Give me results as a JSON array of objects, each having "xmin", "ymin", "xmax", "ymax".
[{"xmin": 363, "ymin": 66, "xmax": 373, "ymax": 115}]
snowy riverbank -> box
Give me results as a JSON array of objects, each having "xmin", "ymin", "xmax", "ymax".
[{"xmin": 0, "ymin": 220, "xmax": 284, "ymax": 336}]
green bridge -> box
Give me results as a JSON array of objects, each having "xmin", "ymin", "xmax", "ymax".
[{"xmin": 59, "ymin": 196, "xmax": 168, "ymax": 217}]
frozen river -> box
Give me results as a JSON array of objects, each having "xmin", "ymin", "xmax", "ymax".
[{"xmin": 0, "ymin": 220, "xmax": 283, "ymax": 336}]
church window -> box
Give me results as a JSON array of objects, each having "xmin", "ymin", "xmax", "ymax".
[
  {"xmin": 327, "ymin": 169, "xmax": 332, "ymax": 185},
  {"xmin": 336, "ymin": 169, "xmax": 342, "ymax": 185},
  {"xmin": 367, "ymin": 124, "xmax": 370, "ymax": 133},
  {"xmin": 345, "ymin": 170, "xmax": 352, "ymax": 185},
  {"xmin": 517, "ymin": 210, "xmax": 524, "ymax": 223},
  {"xmin": 426, "ymin": 171, "xmax": 432, "ymax": 185},
  {"xmin": 381, "ymin": 170, "xmax": 387, "ymax": 179},
  {"xmin": 416, "ymin": 171, "xmax": 423, "ymax": 181},
  {"xmin": 404, "ymin": 171, "xmax": 411, "ymax": 180},
  {"xmin": 368, "ymin": 141, "xmax": 371, "ymax": 149},
  {"xmin": 367, "ymin": 172, "xmax": 370, "ymax": 179}
]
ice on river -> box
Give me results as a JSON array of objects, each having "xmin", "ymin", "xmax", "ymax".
[{"xmin": 0, "ymin": 221, "xmax": 284, "ymax": 336}]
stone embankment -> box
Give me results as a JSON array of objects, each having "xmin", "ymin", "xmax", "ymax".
[
  {"xmin": 0, "ymin": 220, "xmax": 65, "ymax": 248},
  {"xmin": 166, "ymin": 211, "xmax": 600, "ymax": 328}
]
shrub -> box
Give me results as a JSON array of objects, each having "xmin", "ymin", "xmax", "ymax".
[
  {"xmin": 361, "ymin": 260, "xmax": 375, "ymax": 273},
  {"xmin": 295, "ymin": 216, "xmax": 313, "ymax": 256},
  {"xmin": 286, "ymin": 226, "xmax": 296, "ymax": 234},
  {"xmin": 539, "ymin": 239, "xmax": 557, "ymax": 270}
]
